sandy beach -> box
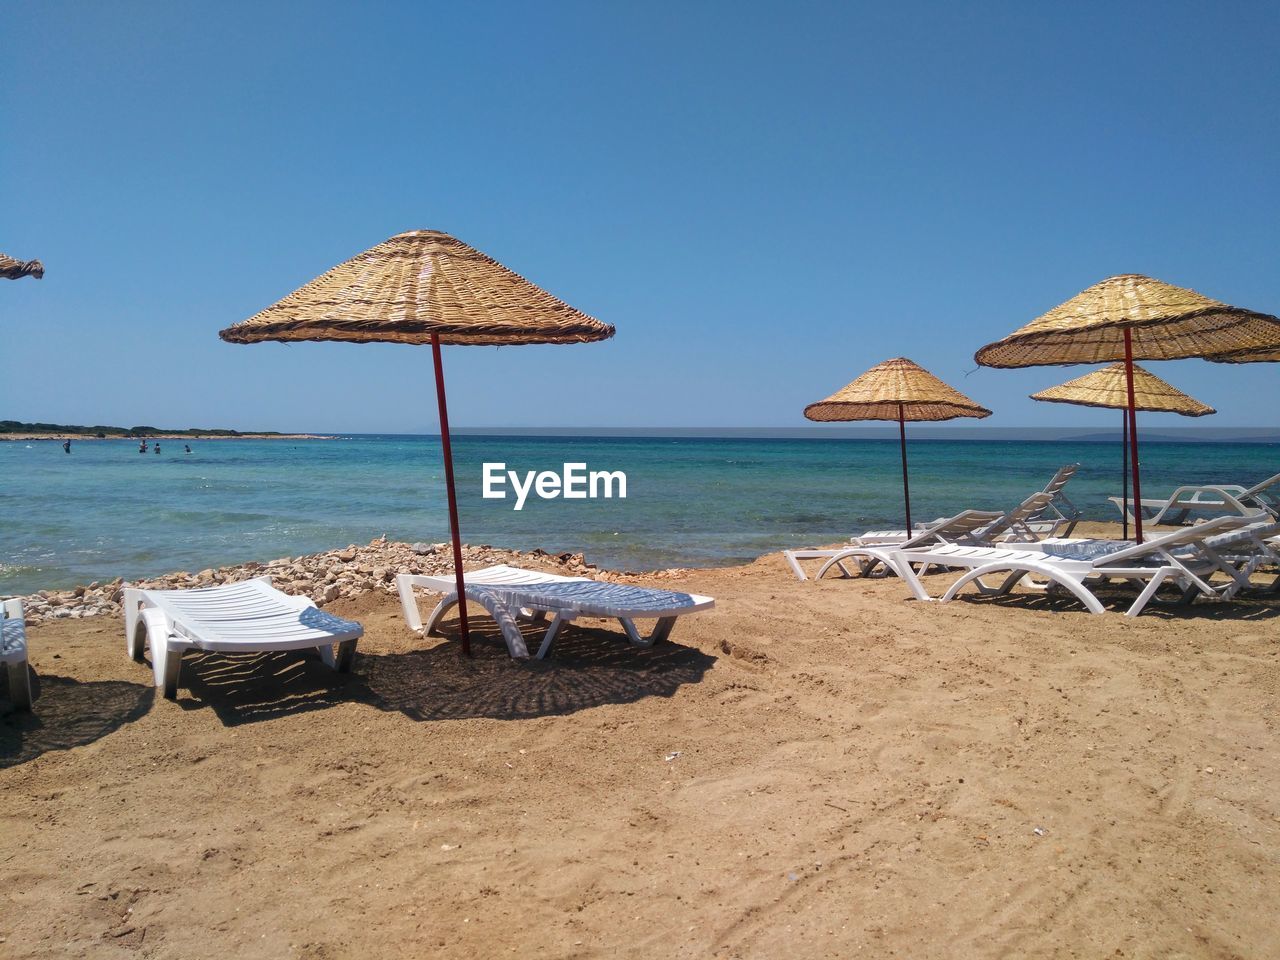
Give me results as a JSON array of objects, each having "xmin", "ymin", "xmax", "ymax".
[{"xmin": 3, "ymin": 530, "xmax": 1277, "ymax": 959}]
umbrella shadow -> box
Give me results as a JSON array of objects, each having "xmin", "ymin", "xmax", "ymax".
[
  {"xmin": 1, "ymin": 673, "xmax": 154, "ymax": 769},
  {"xmin": 166, "ymin": 621, "xmax": 717, "ymax": 726},
  {"xmin": 357, "ymin": 622, "xmax": 718, "ymax": 722}
]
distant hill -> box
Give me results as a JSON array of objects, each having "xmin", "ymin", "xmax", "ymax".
[{"xmin": 0, "ymin": 420, "xmax": 284, "ymax": 438}]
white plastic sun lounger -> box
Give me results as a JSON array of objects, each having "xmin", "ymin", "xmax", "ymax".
[
  {"xmin": 397, "ymin": 564, "xmax": 715, "ymax": 659},
  {"xmin": 783, "ymin": 467, "xmax": 1076, "ymax": 582},
  {"xmin": 2, "ymin": 598, "xmax": 32, "ymax": 710},
  {"xmin": 123, "ymin": 577, "xmax": 362, "ymax": 698},
  {"xmin": 886, "ymin": 515, "xmax": 1259, "ymax": 617},
  {"xmin": 1109, "ymin": 471, "xmax": 1280, "ymax": 525},
  {"xmin": 792, "ymin": 492, "xmax": 1057, "ymax": 582},
  {"xmin": 783, "ymin": 509, "xmax": 1004, "ymax": 581},
  {"xmin": 912, "ymin": 465, "xmax": 1082, "ymax": 540}
]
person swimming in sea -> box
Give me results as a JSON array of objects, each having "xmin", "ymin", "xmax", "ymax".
[
  {"xmin": 184, "ymin": 444, "xmax": 191, "ymax": 454},
  {"xmin": 63, "ymin": 439, "xmax": 71, "ymax": 454},
  {"xmin": 154, "ymin": 443, "xmax": 161, "ymax": 454},
  {"xmin": 139, "ymin": 440, "xmax": 148, "ymax": 453}
]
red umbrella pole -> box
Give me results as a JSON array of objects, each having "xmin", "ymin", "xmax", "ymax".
[
  {"xmin": 898, "ymin": 402, "xmax": 912, "ymax": 532},
  {"xmin": 1121, "ymin": 409, "xmax": 1129, "ymax": 541},
  {"xmin": 431, "ymin": 333, "xmax": 472, "ymax": 656},
  {"xmin": 1123, "ymin": 329, "xmax": 1144, "ymax": 544}
]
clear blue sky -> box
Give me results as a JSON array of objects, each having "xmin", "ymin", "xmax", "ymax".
[{"xmin": 3, "ymin": 1, "xmax": 1277, "ymax": 431}]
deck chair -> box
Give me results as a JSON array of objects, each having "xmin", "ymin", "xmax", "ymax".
[
  {"xmin": 784, "ymin": 509, "xmax": 1002, "ymax": 580},
  {"xmin": 2, "ymin": 598, "xmax": 32, "ymax": 710},
  {"xmin": 910, "ymin": 465, "xmax": 1081, "ymax": 540},
  {"xmin": 1022, "ymin": 463, "xmax": 1082, "ymax": 538},
  {"xmin": 1109, "ymin": 471, "xmax": 1279, "ymax": 525},
  {"xmin": 787, "ymin": 465, "xmax": 1082, "ymax": 581},
  {"xmin": 397, "ymin": 565, "xmax": 714, "ymax": 659},
  {"xmin": 123, "ymin": 577, "xmax": 362, "ymax": 698},
  {"xmin": 792, "ymin": 493, "xmax": 1057, "ymax": 582},
  {"xmin": 886, "ymin": 514, "xmax": 1259, "ymax": 617}
]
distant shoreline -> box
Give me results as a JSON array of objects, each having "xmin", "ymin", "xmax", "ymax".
[{"xmin": 2, "ymin": 433, "xmax": 335, "ymax": 442}]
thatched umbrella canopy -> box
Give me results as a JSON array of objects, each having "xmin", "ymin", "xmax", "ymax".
[
  {"xmin": 976, "ymin": 274, "xmax": 1280, "ymax": 541},
  {"xmin": 975, "ymin": 274, "xmax": 1280, "ymax": 368},
  {"xmin": 220, "ymin": 231, "xmax": 611, "ymax": 346},
  {"xmin": 220, "ymin": 230, "xmax": 614, "ymax": 654},
  {"xmin": 1207, "ymin": 345, "xmax": 1280, "ymax": 364},
  {"xmin": 0, "ymin": 253, "xmax": 44, "ymax": 280},
  {"xmin": 804, "ymin": 358, "xmax": 991, "ymax": 531},
  {"xmin": 1031, "ymin": 362, "xmax": 1215, "ymax": 538},
  {"xmin": 1030, "ymin": 362, "xmax": 1215, "ymax": 417}
]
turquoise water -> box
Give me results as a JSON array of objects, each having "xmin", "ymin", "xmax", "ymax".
[{"xmin": 1, "ymin": 434, "xmax": 1274, "ymax": 593}]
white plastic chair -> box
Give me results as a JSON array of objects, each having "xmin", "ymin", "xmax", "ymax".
[
  {"xmin": 397, "ymin": 565, "xmax": 714, "ymax": 659},
  {"xmin": 1109, "ymin": 471, "xmax": 1279, "ymax": 525},
  {"xmin": 2, "ymin": 598, "xmax": 32, "ymax": 710},
  {"xmin": 123, "ymin": 577, "xmax": 362, "ymax": 698},
  {"xmin": 887, "ymin": 515, "xmax": 1264, "ymax": 617}
]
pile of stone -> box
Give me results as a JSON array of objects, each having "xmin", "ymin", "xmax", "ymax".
[{"xmin": 17, "ymin": 537, "xmax": 690, "ymax": 625}]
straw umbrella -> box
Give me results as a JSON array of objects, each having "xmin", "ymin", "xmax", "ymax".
[
  {"xmin": 804, "ymin": 357, "xmax": 991, "ymax": 532},
  {"xmin": 1207, "ymin": 345, "xmax": 1280, "ymax": 363},
  {"xmin": 0, "ymin": 253, "xmax": 44, "ymax": 279},
  {"xmin": 976, "ymin": 274, "xmax": 1280, "ymax": 542},
  {"xmin": 1030, "ymin": 362, "xmax": 1215, "ymax": 538},
  {"xmin": 219, "ymin": 230, "xmax": 614, "ymax": 654}
]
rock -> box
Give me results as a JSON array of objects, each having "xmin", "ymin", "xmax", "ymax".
[
  {"xmin": 322, "ymin": 584, "xmax": 340, "ymax": 603},
  {"xmin": 337, "ymin": 549, "xmax": 357, "ymax": 562},
  {"xmin": 73, "ymin": 585, "xmax": 87, "ymax": 598},
  {"xmin": 372, "ymin": 567, "xmax": 389, "ymax": 582},
  {"xmin": 411, "ymin": 542, "xmax": 432, "ymax": 555}
]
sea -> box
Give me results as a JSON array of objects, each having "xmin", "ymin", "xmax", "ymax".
[{"xmin": 1, "ymin": 434, "xmax": 1275, "ymax": 594}]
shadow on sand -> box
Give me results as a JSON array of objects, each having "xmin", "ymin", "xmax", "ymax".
[
  {"xmin": 172, "ymin": 620, "xmax": 717, "ymax": 726},
  {"xmin": 943, "ymin": 586, "xmax": 1280, "ymax": 620},
  {"xmin": 1, "ymin": 673, "xmax": 155, "ymax": 768}
]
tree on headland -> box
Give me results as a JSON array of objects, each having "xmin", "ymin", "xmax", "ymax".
[{"xmin": 0, "ymin": 420, "xmax": 283, "ymax": 438}]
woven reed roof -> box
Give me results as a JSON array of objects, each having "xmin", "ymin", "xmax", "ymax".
[
  {"xmin": 975, "ymin": 274, "xmax": 1280, "ymax": 368},
  {"xmin": 804, "ymin": 357, "xmax": 992, "ymax": 422},
  {"xmin": 1207, "ymin": 345, "xmax": 1280, "ymax": 364},
  {"xmin": 219, "ymin": 230, "xmax": 613, "ymax": 346},
  {"xmin": 0, "ymin": 253, "xmax": 44, "ymax": 280},
  {"xmin": 1030, "ymin": 362, "xmax": 1215, "ymax": 417}
]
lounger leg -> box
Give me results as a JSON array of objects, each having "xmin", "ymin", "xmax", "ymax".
[
  {"xmin": 784, "ymin": 552, "xmax": 809, "ymax": 581},
  {"xmin": 123, "ymin": 588, "xmax": 144, "ymax": 660},
  {"xmin": 334, "ymin": 639, "xmax": 358, "ymax": 672},
  {"xmin": 396, "ymin": 575, "xmax": 425, "ymax": 632},
  {"xmin": 158, "ymin": 642, "xmax": 184, "ymax": 700},
  {"xmin": 534, "ymin": 614, "xmax": 569, "ymax": 659},
  {"xmin": 424, "ymin": 591, "xmax": 530, "ymax": 657},
  {"xmin": 618, "ymin": 616, "xmax": 677, "ymax": 648},
  {"xmin": 889, "ymin": 557, "xmax": 935, "ymax": 602},
  {"xmin": 424, "ymin": 595, "xmax": 459, "ymax": 637},
  {"xmin": 941, "ymin": 564, "xmax": 1107, "ymax": 615},
  {"xmin": 1126, "ymin": 568, "xmax": 1171, "ymax": 617},
  {"xmin": 7, "ymin": 661, "xmax": 32, "ymax": 710}
]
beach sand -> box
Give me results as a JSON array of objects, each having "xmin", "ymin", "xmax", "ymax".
[{"xmin": 2, "ymin": 536, "xmax": 1278, "ymax": 959}]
